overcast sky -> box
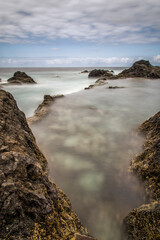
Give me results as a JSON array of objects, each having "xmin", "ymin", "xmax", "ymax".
[{"xmin": 0, "ymin": 0, "xmax": 160, "ymax": 67}]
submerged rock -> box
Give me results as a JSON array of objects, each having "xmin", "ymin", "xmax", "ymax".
[
  {"xmin": 108, "ymin": 86, "xmax": 125, "ymax": 89},
  {"xmin": 7, "ymin": 71, "xmax": 37, "ymax": 84},
  {"xmin": 115, "ymin": 60, "xmax": 160, "ymax": 79},
  {"xmin": 124, "ymin": 111, "xmax": 160, "ymax": 239},
  {"xmin": 0, "ymin": 89, "xmax": 88, "ymax": 239},
  {"xmin": 28, "ymin": 94, "xmax": 64, "ymax": 124}
]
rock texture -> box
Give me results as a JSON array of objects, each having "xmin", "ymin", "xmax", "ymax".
[
  {"xmin": 88, "ymin": 69, "xmax": 114, "ymax": 78},
  {"xmin": 28, "ymin": 94, "xmax": 64, "ymax": 124},
  {"xmin": 124, "ymin": 111, "xmax": 160, "ymax": 239},
  {"xmin": 7, "ymin": 71, "xmax": 36, "ymax": 84},
  {"xmin": 0, "ymin": 89, "xmax": 89, "ymax": 239},
  {"xmin": 115, "ymin": 60, "xmax": 160, "ymax": 79}
]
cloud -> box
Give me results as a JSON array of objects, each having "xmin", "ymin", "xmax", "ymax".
[
  {"xmin": 0, "ymin": 0, "xmax": 160, "ymax": 44},
  {"xmin": 0, "ymin": 57, "xmax": 134, "ymax": 67},
  {"xmin": 52, "ymin": 48, "xmax": 60, "ymax": 51}
]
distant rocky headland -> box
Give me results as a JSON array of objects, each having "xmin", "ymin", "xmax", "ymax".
[
  {"xmin": 0, "ymin": 89, "xmax": 97, "ymax": 240},
  {"xmin": 88, "ymin": 60, "xmax": 160, "ymax": 80}
]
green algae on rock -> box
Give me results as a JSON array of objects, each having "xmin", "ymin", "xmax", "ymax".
[
  {"xmin": 0, "ymin": 89, "xmax": 88, "ymax": 239},
  {"xmin": 124, "ymin": 111, "xmax": 160, "ymax": 239}
]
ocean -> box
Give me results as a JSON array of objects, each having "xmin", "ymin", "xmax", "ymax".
[
  {"xmin": 1, "ymin": 68, "xmax": 160, "ymax": 240},
  {"xmin": 0, "ymin": 67, "xmax": 123, "ymax": 117}
]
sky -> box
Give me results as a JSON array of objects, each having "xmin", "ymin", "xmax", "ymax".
[{"xmin": 0, "ymin": 0, "xmax": 160, "ymax": 67}]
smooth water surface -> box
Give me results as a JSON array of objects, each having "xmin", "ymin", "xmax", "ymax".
[
  {"xmin": 0, "ymin": 67, "xmax": 123, "ymax": 117},
  {"xmin": 31, "ymin": 78, "xmax": 160, "ymax": 240}
]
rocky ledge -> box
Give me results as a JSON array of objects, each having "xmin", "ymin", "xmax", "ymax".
[
  {"xmin": 28, "ymin": 94, "xmax": 64, "ymax": 124},
  {"xmin": 124, "ymin": 111, "xmax": 160, "ymax": 239},
  {"xmin": 0, "ymin": 89, "xmax": 95, "ymax": 239},
  {"xmin": 7, "ymin": 71, "xmax": 37, "ymax": 84}
]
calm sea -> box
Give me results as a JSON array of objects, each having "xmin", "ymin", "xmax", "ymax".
[{"xmin": 1, "ymin": 67, "xmax": 160, "ymax": 240}]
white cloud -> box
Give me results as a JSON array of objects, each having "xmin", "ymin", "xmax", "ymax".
[
  {"xmin": 0, "ymin": 57, "xmax": 134, "ymax": 67},
  {"xmin": 0, "ymin": 0, "xmax": 160, "ymax": 44}
]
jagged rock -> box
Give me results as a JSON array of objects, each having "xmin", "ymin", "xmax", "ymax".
[
  {"xmin": 124, "ymin": 111, "xmax": 160, "ymax": 239},
  {"xmin": 0, "ymin": 89, "xmax": 88, "ymax": 239},
  {"xmin": 84, "ymin": 85, "xmax": 94, "ymax": 90},
  {"xmin": 7, "ymin": 71, "xmax": 37, "ymax": 84},
  {"xmin": 28, "ymin": 94, "xmax": 64, "ymax": 124},
  {"xmin": 115, "ymin": 60, "xmax": 160, "ymax": 79},
  {"xmin": 88, "ymin": 69, "xmax": 113, "ymax": 78}
]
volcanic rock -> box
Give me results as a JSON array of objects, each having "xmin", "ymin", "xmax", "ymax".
[
  {"xmin": 124, "ymin": 111, "xmax": 160, "ymax": 239},
  {"xmin": 0, "ymin": 89, "xmax": 88, "ymax": 239},
  {"xmin": 28, "ymin": 94, "xmax": 64, "ymax": 124},
  {"xmin": 88, "ymin": 69, "xmax": 113, "ymax": 78},
  {"xmin": 7, "ymin": 71, "xmax": 37, "ymax": 84},
  {"xmin": 116, "ymin": 60, "xmax": 160, "ymax": 79}
]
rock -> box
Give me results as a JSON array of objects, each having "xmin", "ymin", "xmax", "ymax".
[
  {"xmin": 88, "ymin": 69, "xmax": 114, "ymax": 78},
  {"xmin": 124, "ymin": 111, "xmax": 160, "ymax": 239},
  {"xmin": 7, "ymin": 71, "xmax": 37, "ymax": 84},
  {"xmin": 28, "ymin": 94, "xmax": 64, "ymax": 124},
  {"xmin": 124, "ymin": 202, "xmax": 160, "ymax": 240},
  {"xmin": 84, "ymin": 85, "xmax": 94, "ymax": 90},
  {"xmin": 81, "ymin": 70, "xmax": 89, "ymax": 73},
  {"xmin": 0, "ymin": 89, "xmax": 88, "ymax": 239},
  {"xmin": 115, "ymin": 60, "xmax": 160, "ymax": 79},
  {"xmin": 108, "ymin": 86, "xmax": 125, "ymax": 89}
]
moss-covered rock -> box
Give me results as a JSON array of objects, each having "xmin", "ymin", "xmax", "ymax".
[{"xmin": 0, "ymin": 89, "xmax": 88, "ymax": 239}]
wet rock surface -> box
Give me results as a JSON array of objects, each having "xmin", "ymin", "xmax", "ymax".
[
  {"xmin": 124, "ymin": 111, "xmax": 160, "ymax": 239},
  {"xmin": 28, "ymin": 94, "xmax": 64, "ymax": 124},
  {"xmin": 7, "ymin": 71, "xmax": 37, "ymax": 84},
  {"xmin": 0, "ymin": 89, "xmax": 88, "ymax": 239}
]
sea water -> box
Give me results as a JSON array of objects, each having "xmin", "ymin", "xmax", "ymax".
[
  {"xmin": 0, "ymin": 67, "xmax": 123, "ymax": 117},
  {"xmin": 1, "ymin": 68, "xmax": 160, "ymax": 240}
]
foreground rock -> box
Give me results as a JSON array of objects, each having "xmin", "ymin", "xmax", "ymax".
[
  {"xmin": 7, "ymin": 71, "xmax": 37, "ymax": 84},
  {"xmin": 124, "ymin": 111, "xmax": 160, "ymax": 239},
  {"xmin": 116, "ymin": 60, "xmax": 160, "ymax": 79},
  {"xmin": 0, "ymin": 89, "xmax": 90, "ymax": 239},
  {"xmin": 28, "ymin": 94, "xmax": 64, "ymax": 124}
]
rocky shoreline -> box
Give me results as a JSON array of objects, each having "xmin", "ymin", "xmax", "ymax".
[
  {"xmin": 28, "ymin": 94, "xmax": 64, "ymax": 124},
  {"xmin": 124, "ymin": 112, "xmax": 160, "ymax": 239},
  {"xmin": 0, "ymin": 89, "xmax": 96, "ymax": 240}
]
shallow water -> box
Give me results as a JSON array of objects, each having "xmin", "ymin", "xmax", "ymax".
[
  {"xmin": 0, "ymin": 67, "xmax": 123, "ymax": 117},
  {"xmin": 31, "ymin": 78, "xmax": 160, "ymax": 240}
]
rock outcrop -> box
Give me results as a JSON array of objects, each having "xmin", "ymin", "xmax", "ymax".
[
  {"xmin": 88, "ymin": 69, "xmax": 114, "ymax": 78},
  {"xmin": 124, "ymin": 111, "xmax": 160, "ymax": 239},
  {"xmin": 115, "ymin": 60, "xmax": 160, "ymax": 79},
  {"xmin": 7, "ymin": 71, "xmax": 37, "ymax": 84},
  {"xmin": 0, "ymin": 89, "xmax": 90, "ymax": 239},
  {"xmin": 28, "ymin": 94, "xmax": 64, "ymax": 124}
]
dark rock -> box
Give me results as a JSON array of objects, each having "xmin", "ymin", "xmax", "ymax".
[
  {"xmin": 124, "ymin": 111, "xmax": 160, "ymax": 239},
  {"xmin": 84, "ymin": 85, "xmax": 94, "ymax": 90},
  {"xmin": 28, "ymin": 94, "xmax": 64, "ymax": 124},
  {"xmin": 0, "ymin": 89, "xmax": 87, "ymax": 239},
  {"xmin": 81, "ymin": 70, "xmax": 89, "ymax": 73},
  {"xmin": 108, "ymin": 86, "xmax": 125, "ymax": 89},
  {"xmin": 88, "ymin": 69, "xmax": 114, "ymax": 78},
  {"xmin": 7, "ymin": 71, "xmax": 37, "ymax": 84},
  {"xmin": 115, "ymin": 60, "xmax": 160, "ymax": 79}
]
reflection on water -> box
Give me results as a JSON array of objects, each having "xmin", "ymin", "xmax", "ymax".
[{"xmin": 31, "ymin": 79, "xmax": 160, "ymax": 240}]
